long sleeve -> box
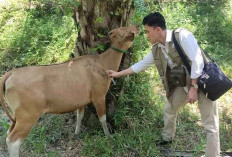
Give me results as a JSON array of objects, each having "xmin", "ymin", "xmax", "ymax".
[
  {"xmin": 178, "ymin": 30, "xmax": 204, "ymax": 79},
  {"xmin": 131, "ymin": 51, "xmax": 155, "ymax": 73}
]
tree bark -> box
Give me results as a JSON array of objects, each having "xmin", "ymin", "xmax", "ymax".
[
  {"xmin": 73, "ymin": 0, "xmax": 134, "ymax": 55},
  {"xmin": 73, "ymin": 0, "xmax": 134, "ymax": 132}
]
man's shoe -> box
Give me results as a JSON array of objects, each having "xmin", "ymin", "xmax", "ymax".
[{"xmin": 156, "ymin": 140, "xmax": 172, "ymax": 146}]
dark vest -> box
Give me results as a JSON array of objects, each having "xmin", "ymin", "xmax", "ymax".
[{"xmin": 151, "ymin": 28, "xmax": 208, "ymax": 97}]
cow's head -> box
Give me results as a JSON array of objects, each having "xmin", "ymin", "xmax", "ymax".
[{"xmin": 108, "ymin": 25, "xmax": 140, "ymax": 50}]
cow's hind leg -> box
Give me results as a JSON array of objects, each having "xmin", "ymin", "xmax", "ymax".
[
  {"xmin": 92, "ymin": 97, "xmax": 110, "ymax": 136},
  {"xmin": 7, "ymin": 122, "xmax": 15, "ymax": 136},
  {"xmin": 6, "ymin": 114, "xmax": 39, "ymax": 157},
  {"xmin": 75, "ymin": 107, "xmax": 85, "ymax": 135}
]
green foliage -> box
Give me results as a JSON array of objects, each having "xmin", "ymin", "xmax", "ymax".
[
  {"xmin": 29, "ymin": 0, "xmax": 80, "ymax": 15},
  {"xmin": 0, "ymin": 0, "xmax": 77, "ymax": 75},
  {"xmin": 0, "ymin": 119, "xmax": 9, "ymax": 146},
  {"xmin": 147, "ymin": 0, "xmax": 232, "ymax": 67},
  {"xmin": 81, "ymin": 131, "xmax": 161, "ymax": 156},
  {"xmin": 0, "ymin": 119, "xmax": 10, "ymax": 130}
]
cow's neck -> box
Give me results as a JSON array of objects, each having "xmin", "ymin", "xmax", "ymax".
[{"xmin": 101, "ymin": 44, "xmax": 127, "ymax": 71}]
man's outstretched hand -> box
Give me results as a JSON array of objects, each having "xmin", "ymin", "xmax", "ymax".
[{"xmin": 105, "ymin": 70, "xmax": 119, "ymax": 78}]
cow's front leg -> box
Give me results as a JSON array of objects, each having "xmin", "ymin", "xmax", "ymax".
[
  {"xmin": 75, "ymin": 107, "xmax": 85, "ymax": 135},
  {"xmin": 99, "ymin": 114, "xmax": 110, "ymax": 136}
]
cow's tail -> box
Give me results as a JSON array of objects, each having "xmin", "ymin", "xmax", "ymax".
[{"xmin": 0, "ymin": 72, "xmax": 15, "ymax": 123}]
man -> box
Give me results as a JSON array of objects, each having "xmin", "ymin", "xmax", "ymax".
[{"xmin": 105, "ymin": 12, "xmax": 220, "ymax": 157}]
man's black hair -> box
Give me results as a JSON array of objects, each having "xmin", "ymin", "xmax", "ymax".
[{"xmin": 142, "ymin": 12, "xmax": 166, "ymax": 30}]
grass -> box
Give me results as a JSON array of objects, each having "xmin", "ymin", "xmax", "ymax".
[
  {"xmin": 0, "ymin": 0, "xmax": 77, "ymax": 75},
  {"xmin": 0, "ymin": 0, "xmax": 232, "ymax": 156}
]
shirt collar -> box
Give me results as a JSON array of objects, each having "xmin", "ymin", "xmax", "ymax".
[{"xmin": 157, "ymin": 29, "xmax": 172, "ymax": 48}]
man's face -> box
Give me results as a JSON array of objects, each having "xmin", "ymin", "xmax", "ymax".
[{"xmin": 144, "ymin": 25, "xmax": 159, "ymax": 45}]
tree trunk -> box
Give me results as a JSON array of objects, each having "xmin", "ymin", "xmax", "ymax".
[
  {"xmin": 73, "ymin": 0, "xmax": 134, "ymax": 132},
  {"xmin": 73, "ymin": 0, "xmax": 134, "ymax": 55}
]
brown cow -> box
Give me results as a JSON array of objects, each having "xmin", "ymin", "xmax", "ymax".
[{"xmin": 0, "ymin": 25, "xmax": 139, "ymax": 157}]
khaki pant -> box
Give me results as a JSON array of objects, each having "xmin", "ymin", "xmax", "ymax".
[{"xmin": 162, "ymin": 87, "xmax": 220, "ymax": 157}]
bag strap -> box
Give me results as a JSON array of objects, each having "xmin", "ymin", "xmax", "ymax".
[
  {"xmin": 172, "ymin": 28, "xmax": 191, "ymax": 73},
  {"xmin": 202, "ymin": 49, "xmax": 214, "ymax": 62},
  {"xmin": 172, "ymin": 28, "xmax": 215, "ymax": 74}
]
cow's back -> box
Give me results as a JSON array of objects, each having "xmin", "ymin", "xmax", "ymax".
[{"xmin": 4, "ymin": 55, "xmax": 110, "ymax": 114}]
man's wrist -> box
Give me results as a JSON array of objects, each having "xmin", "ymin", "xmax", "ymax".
[
  {"xmin": 190, "ymin": 78, "xmax": 198, "ymax": 89},
  {"xmin": 191, "ymin": 78, "xmax": 198, "ymax": 84},
  {"xmin": 190, "ymin": 83, "xmax": 198, "ymax": 89}
]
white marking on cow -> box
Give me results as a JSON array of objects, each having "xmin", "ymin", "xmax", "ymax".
[
  {"xmin": 6, "ymin": 138, "xmax": 21, "ymax": 157},
  {"xmin": 99, "ymin": 115, "xmax": 110, "ymax": 136},
  {"xmin": 75, "ymin": 108, "xmax": 85, "ymax": 134}
]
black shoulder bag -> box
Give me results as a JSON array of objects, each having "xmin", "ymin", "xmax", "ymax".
[{"xmin": 172, "ymin": 29, "xmax": 232, "ymax": 101}]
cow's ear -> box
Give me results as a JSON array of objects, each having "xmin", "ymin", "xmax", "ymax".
[
  {"xmin": 108, "ymin": 30, "xmax": 114, "ymax": 36},
  {"xmin": 108, "ymin": 30, "xmax": 116, "ymax": 42}
]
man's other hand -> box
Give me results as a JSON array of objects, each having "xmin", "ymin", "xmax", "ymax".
[{"xmin": 187, "ymin": 87, "xmax": 198, "ymax": 104}]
